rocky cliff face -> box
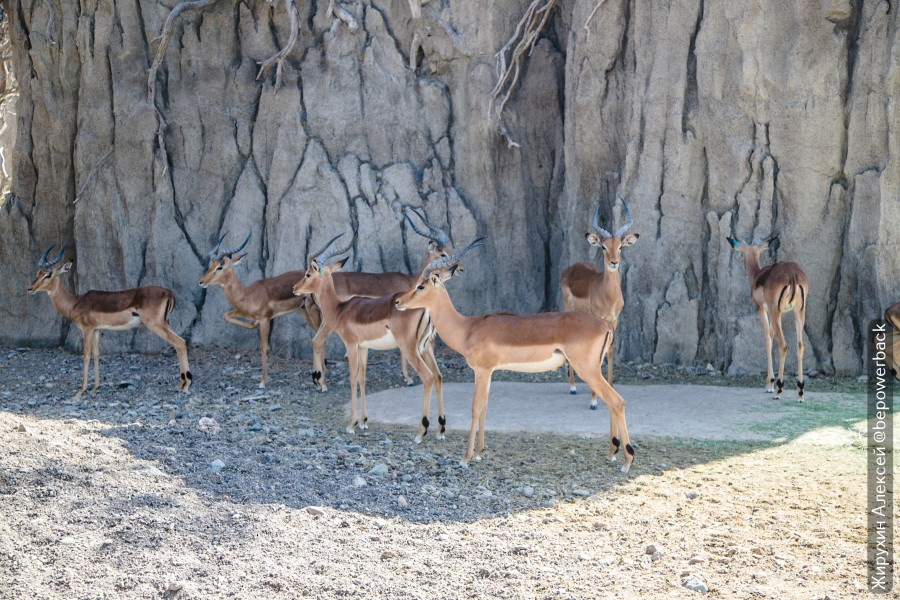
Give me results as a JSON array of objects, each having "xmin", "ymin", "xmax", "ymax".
[{"xmin": 0, "ymin": 0, "xmax": 897, "ymax": 375}]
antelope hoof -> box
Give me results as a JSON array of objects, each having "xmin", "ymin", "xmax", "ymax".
[
  {"xmin": 620, "ymin": 463, "xmax": 631, "ymax": 474},
  {"xmin": 405, "ymin": 379, "xmax": 415, "ymax": 387},
  {"xmin": 590, "ymin": 400, "xmax": 598, "ymax": 410},
  {"xmin": 569, "ymin": 387, "xmax": 577, "ymax": 395},
  {"xmin": 474, "ymin": 455, "xmax": 482, "ymax": 462},
  {"xmin": 458, "ymin": 460, "xmax": 470, "ymax": 469},
  {"xmin": 359, "ymin": 422, "xmax": 369, "ymax": 431},
  {"xmin": 414, "ymin": 435, "xmax": 423, "ymax": 444}
]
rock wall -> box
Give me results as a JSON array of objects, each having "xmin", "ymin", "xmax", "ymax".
[{"xmin": 0, "ymin": 0, "xmax": 897, "ymax": 374}]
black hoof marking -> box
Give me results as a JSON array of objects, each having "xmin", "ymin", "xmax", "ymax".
[
  {"xmin": 775, "ymin": 379, "xmax": 783, "ymax": 392},
  {"xmin": 363, "ymin": 417, "xmax": 368, "ymax": 424},
  {"xmin": 311, "ymin": 370, "xmax": 321, "ymax": 383},
  {"xmin": 768, "ymin": 378, "xmax": 775, "ymax": 384},
  {"xmin": 611, "ymin": 436, "xmax": 621, "ymax": 454},
  {"xmin": 421, "ymin": 416, "xmax": 430, "ymax": 434},
  {"xmin": 186, "ymin": 371, "xmax": 193, "ymax": 382},
  {"xmin": 179, "ymin": 373, "xmax": 185, "ymax": 381},
  {"xmin": 438, "ymin": 415, "xmax": 446, "ymax": 433},
  {"xmin": 625, "ymin": 444, "xmax": 635, "ymax": 457}
]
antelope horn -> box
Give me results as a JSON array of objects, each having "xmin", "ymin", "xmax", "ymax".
[
  {"xmin": 404, "ymin": 208, "xmax": 433, "ymax": 240},
  {"xmin": 308, "ymin": 232, "xmax": 345, "ymax": 263},
  {"xmin": 223, "ymin": 232, "xmax": 251, "ymax": 257},
  {"xmin": 751, "ymin": 235, "xmax": 765, "ymax": 246},
  {"xmin": 422, "ymin": 237, "xmax": 485, "ymax": 279},
  {"xmin": 613, "ymin": 197, "xmax": 633, "ymax": 238},
  {"xmin": 409, "ymin": 206, "xmax": 451, "ymax": 248},
  {"xmin": 590, "ymin": 204, "xmax": 613, "ymax": 240},
  {"xmin": 318, "ymin": 231, "xmax": 357, "ymax": 266},
  {"xmin": 43, "ymin": 243, "xmax": 66, "ymax": 268},
  {"xmin": 38, "ymin": 244, "xmax": 57, "ymax": 268},
  {"xmin": 208, "ymin": 232, "xmax": 227, "ymax": 260}
]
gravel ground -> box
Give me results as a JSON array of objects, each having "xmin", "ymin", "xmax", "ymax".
[{"xmin": 0, "ymin": 345, "xmax": 869, "ymax": 598}]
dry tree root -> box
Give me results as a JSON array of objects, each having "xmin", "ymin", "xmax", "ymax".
[
  {"xmin": 328, "ymin": 0, "xmax": 359, "ymax": 31},
  {"xmin": 147, "ymin": 0, "xmax": 224, "ymax": 161},
  {"xmin": 583, "ymin": 0, "xmax": 610, "ymax": 34},
  {"xmin": 489, "ymin": 0, "xmax": 557, "ymax": 149},
  {"xmin": 257, "ymin": 0, "xmax": 301, "ymax": 90}
]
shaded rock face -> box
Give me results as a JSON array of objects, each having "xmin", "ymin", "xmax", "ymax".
[{"xmin": 0, "ymin": 0, "xmax": 896, "ymax": 375}]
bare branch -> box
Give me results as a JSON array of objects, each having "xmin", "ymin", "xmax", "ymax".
[
  {"xmin": 584, "ymin": 0, "xmax": 610, "ymax": 34},
  {"xmin": 489, "ymin": 0, "xmax": 557, "ymax": 149},
  {"xmin": 257, "ymin": 0, "xmax": 301, "ymax": 90}
]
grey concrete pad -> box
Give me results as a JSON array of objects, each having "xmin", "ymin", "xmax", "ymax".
[{"xmin": 361, "ymin": 382, "xmax": 862, "ymax": 445}]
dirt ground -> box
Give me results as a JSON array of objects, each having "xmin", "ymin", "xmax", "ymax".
[{"xmin": 0, "ymin": 345, "xmax": 874, "ymax": 598}]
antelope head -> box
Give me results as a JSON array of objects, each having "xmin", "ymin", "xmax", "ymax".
[
  {"xmin": 26, "ymin": 244, "xmax": 71, "ymax": 294},
  {"xmin": 405, "ymin": 206, "xmax": 452, "ymax": 261},
  {"xmin": 585, "ymin": 197, "xmax": 640, "ymax": 272},
  {"xmin": 726, "ymin": 234, "xmax": 780, "ymax": 257},
  {"xmin": 199, "ymin": 232, "xmax": 251, "ymax": 288},
  {"xmin": 292, "ymin": 232, "xmax": 357, "ymax": 296},
  {"xmin": 395, "ymin": 238, "xmax": 485, "ymax": 311}
]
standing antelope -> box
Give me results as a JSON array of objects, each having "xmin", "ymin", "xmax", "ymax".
[
  {"xmin": 395, "ymin": 241, "xmax": 635, "ymax": 473},
  {"xmin": 560, "ymin": 198, "xmax": 638, "ymax": 407},
  {"xmin": 292, "ymin": 232, "xmax": 445, "ymax": 442},
  {"xmin": 885, "ymin": 301, "xmax": 900, "ymax": 380},
  {"xmin": 306, "ymin": 207, "xmax": 453, "ymax": 391},
  {"xmin": 200, "ymin": 233, "xmax": 322, "ymax": 389},
  {"xmin": 27, "ymin": 244, "xmax": 192, "ymax": 400},
  {"xmin": 727, "ymin": 235, "xmax": 808, "ymax": 400}
]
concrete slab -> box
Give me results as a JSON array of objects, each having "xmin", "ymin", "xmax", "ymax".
[{"xmin": 361, "ymin": 382, "xmax": 863, "ymax": 445}]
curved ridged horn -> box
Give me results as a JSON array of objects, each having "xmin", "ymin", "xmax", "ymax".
[
  {"xmin": 318, "ymin": 231, "xmax": 357, "ymax": 266},
  {"xmin": 590, "ymin": 204, "xmax": 613, "ymax": 240},
  {"xmin": 406, "ymin": 207, "xmax": 451, "ymax": 248},
  {"xmin": 38, "ymin": 244, "xmax": 57, "ymax": 268},
  {"xmin": 208, "ymin": 232, "xmax": 228, "ymax": 260},
  {"xmin": 421, "ymin": 237, "xmax": 485, "ymax": 279},
  {"xmin": 308, "ymin": 232, "xmax": 345, "ymax": 264},
  {"xmin": 222, "ymin": 232, "xmax": 251, "ymax": 258},
  {"xmin": 613, "ymin": 197, "xmax": 633, "ymax": 238},
  {"xmin": 40, "ymin": 243, "xmax": 66, "ymax": 269}
]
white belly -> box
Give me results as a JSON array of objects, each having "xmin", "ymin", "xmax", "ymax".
[
  {"xmin": 101, "ymin": 315, "xmax": 143, "ymax": 331},
  {"xmin": 361, "ymin": 330, "xmax": 398, "ymax": 351},
  {"xmin": 496, "ymin": 351, "xmax": 568, "ymax": 373}
]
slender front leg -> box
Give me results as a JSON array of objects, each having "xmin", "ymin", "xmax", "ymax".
[
  {"xmin": 345, "ymin": 344, "xmax": 359, "ymax": 433},
  {"xmin": 74, "ymin": 327, "xmax": 93, "ymax": 402},
  {"xmin": 567, "ymin": 363, "xmax": 577, "ymax": 395},
  {"xmin": 400, "ymin": 355, "xmax": 414, "ymax": 386},
  {"xmin": 91, "ymin": 330, "xmax": 101, "ymax": 396},
  {"xmin": 258, "ymin": 317, "xmax": 271, "ymax": 389},
  {"xmin": 757, "ymin": 306, "xmax": 775, "ymax": 392},
  {"xmin": 463, "ymin": 370, "xmax": 491, "ymax": 464},
  {"xmin": 224, "ymin": 310, "xmax": 259, "ymax": 330},
  {"xmin": 358, "ymin": 347, "xmax": 369, "ymax": 430},
  {"xmin": 421, "ymin": 342, "xmax": 445, "ymax": 440},
  {"xmin": 140, "ymin": 317, "xmax": 192, "ymax": 392},
  {"xmin": 572, "ymin": 356, "xmax": 633, "ymax": 473},
  {"xmin": 311, "ymin": 319, "xmax": 332, "ymax": 392}
]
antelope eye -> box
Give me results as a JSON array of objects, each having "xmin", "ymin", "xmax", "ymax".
[
  {"xmin": 305, "ymin": 273, "xmax": 311, "ymax": 278},
  {"xmin": 416, "ymin": 285, "xmax": 425, "ymax": 290},
  {"xmin": 215, "ymin": 266, "xmax": 223, "ymax": 271},
  {"xmin": 441, "ymin": 253, "xmax": 449, "ymax": 258},
  {"xmin": 44, "ymin": 274, "xmax": 52, "ymax": 279}
]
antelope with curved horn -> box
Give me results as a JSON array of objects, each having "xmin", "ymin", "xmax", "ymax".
[
  {"xmin": 560, "ymin": 197, "xmax": 639, "ymax": 407},
  {"xmin": 885, "ymin": 301, "xmax": 900, "ymax": 380},
  {"xmin": 727, "ymin": 235, "xmax": 808, "ymax": 400},
  {"xmin": 395, "ymin": 240, "xmax": 635, "ymax": 472},
  {"xmin": 293, "ymin": 232, "xmax": 445, "ymax": 442},
  {"xmin": 306, "ymin": 207, "xmax": 453, "ymax": 392},
  {"xmin": 200, "ymin": 232, "xmax": 323, "ymax": 389},
  {"xmin": 27, "ymin": 244, "xmax": 192, "ymax": 400}
]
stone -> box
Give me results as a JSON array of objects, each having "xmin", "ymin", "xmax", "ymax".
[
  {"xmin": 209, "ymin": 459, "xmax": 225, "ymax": 473},
  {"xmin": 397, "ymin": 495, "xmax": 408, "ymax": 508},
  {"xmin": 353, "ymin": 476, "xmax": 367, "ymax": 487},
  {"xmin": 683, "ymin": 576, "xmax": 708, "ymax": 593},
  {"xmin": 305, "ymin": 506, "xmax": 326, "ymax": 517},
  {"xmin": 368, "ymin": 463, "xmax": 389, "ymax": 476},
  {"xmin": 685, "ymin": 490, "xmax": 699, "ymax": 499},
  {"xmin": 522, "ymin": 486, "xmax": 534, "ymax": 498},
  {"xmin": 196, "ymin": 417, "xmax": 220, "ymax": 435},
  {"xmin": 688, "ymin": 556, "xmax": 706, "ymax": 565},
  {"xmin": 645, "ymin": 543, "xmax": 663, "ymax": 555},
  {"xmin": 166, "ymin": 581, "xmax": 185, "ymax": 593}
]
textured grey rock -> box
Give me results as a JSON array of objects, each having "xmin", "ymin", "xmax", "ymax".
[{"xmin": 0, "ymin": 0, "xmax": 897, "ymax": 375}]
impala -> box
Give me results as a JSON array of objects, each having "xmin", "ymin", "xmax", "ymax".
[
  {"xmin": 395, "ymin": 241, "xmax": 635, "ymax": 473},
  {"xmin": 306, "ymin": 207, "xmax": 453, "ymax": 392},
  {"xmin": 293, "ymin": 232, "xmax": 445, "ymax": 442},
  {"xmin": 727, "ymin": 235, "xmax": 808, "ymax": 400},
  {"xmin": 560, "ymin": 198, "xmax": 638, "ymax": 407},
  {"xmin": 200, "ymin": 233, "xmax": 322, "ymax": 389},
  {"xmin": 886, "ymin": 301, "xmax": 900, "ymax": 379},
  {"xmin": 27, "ymin": 244, "xmax": 192, "ymax": 400}
]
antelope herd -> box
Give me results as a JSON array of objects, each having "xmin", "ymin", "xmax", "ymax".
[{"xmin": 25, "ymin": 200, "xmax": 898, "ymax": 472}]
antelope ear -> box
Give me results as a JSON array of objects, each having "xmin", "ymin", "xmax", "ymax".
[
  {"xmin": 429, "ymin": 272, "xmax": 443, "ymax": 287},
  {"xmin": 231, "ymin": 253, "xmax": 247, "ymax": 265},
  {"xmin": 726, "ymin": 237, "xmax": 741, "ymax": 250},
  {"xmin": 621, "ymin": 233, "xmax": 639, "ymax": 247},
  {"xmin": 328, "ymin": 256, "xmax": 349, "ymax": 272},
  {"xmin": 586, "ymin": 232, "xmax": 603, "ymax": 246},
  {"xmin": 58, "ymin": 262, "xmax": 73, "ymax": 274}
]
